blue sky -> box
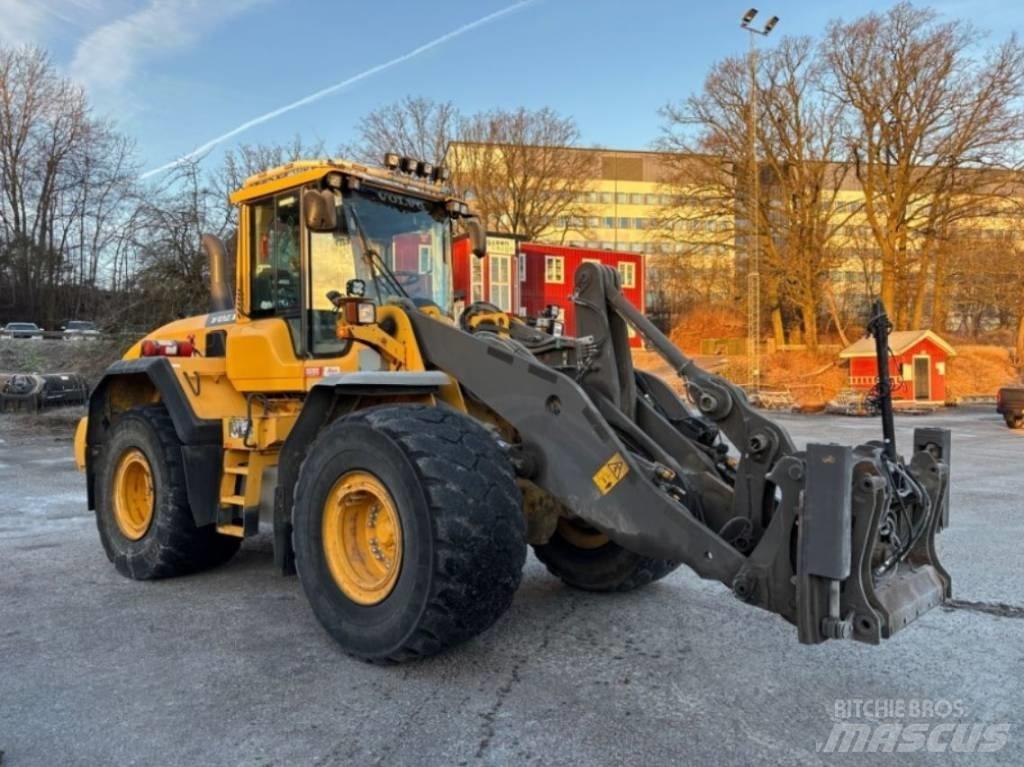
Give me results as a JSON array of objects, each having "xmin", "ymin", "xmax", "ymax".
[{"xmin": 2, "ymin": 0, "xmax": 1019, "ymax": 178}]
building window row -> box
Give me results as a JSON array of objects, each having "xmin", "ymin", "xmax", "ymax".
[
  {"xmin": 564, "ymin": 240, "xmax": 733, "ymax": 256},
  {"xmin": 557, "ymin": 216, "xmax": 732, "ymax": 232},
  {"xmin": 839, "ymin": 225, "xmax": 874, "ymax": 239},
  {"xmin": 571, "ymin": 191, "xmax": 722, "ymax": 208}
]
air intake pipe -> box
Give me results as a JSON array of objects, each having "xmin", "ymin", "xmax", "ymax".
[{"xmin": 202, "ymin": 234, "xmax": 233, "ymax": 313}]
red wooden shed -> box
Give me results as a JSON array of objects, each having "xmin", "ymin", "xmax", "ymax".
[{"xmin": 839, "ymin": 330, "xmax": 956, "ymax": 403}]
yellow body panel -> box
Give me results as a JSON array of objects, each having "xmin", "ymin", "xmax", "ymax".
[{"xmin": 224, "ymin": 318, "xmax": 305, "ymax": 392}]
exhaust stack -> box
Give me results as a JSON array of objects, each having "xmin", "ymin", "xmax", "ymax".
[{"xmin": 202, "ymin": 234, "xmax": 233, "ymax": 313}]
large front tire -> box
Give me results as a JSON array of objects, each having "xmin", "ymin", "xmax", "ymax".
[
  {"xmin": 94, "ymin": 405, "xmax": 240, "ymax": 579},
  {"xmin": 533, "ymin": 516, "xmax": 680, "ymax": 593},
  {"xmin": 292, "ymin": 405, "xmax": 526, "ymax": 662}
]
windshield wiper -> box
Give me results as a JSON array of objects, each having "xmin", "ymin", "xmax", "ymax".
[{"xmin": 345, "ymin": 205, "xmax": 409, "ymax": 300}]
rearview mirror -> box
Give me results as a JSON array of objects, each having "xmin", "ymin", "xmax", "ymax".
[
  {"xmin": 303, "ymin": 189, "xmax": 338, "ymax": 232},
  {"xmin": 464, "ymin": 216, "xmax": 487, "ymax": 258}
]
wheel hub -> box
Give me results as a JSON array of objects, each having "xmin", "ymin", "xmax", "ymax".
[
  {"xmin": 113, "ymin": 448, "xmax": 154, "ymax": 540},
  {"xmin": 322, "ymin": 471, "xmax": 403, "ymax": 605}
]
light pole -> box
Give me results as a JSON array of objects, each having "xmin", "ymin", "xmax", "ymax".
[{"xmin": 740, "ymin": 8, "xmax": 778, "ymax": 393}]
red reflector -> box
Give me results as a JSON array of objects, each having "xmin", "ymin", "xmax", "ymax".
[{"xmin": 140, "ymin": 339, "xmax": 195, "ymax": 357}]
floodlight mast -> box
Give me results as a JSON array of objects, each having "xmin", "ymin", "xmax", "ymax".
[{"xmin": 739, "ymin": 9, "xmax": 779, "ymax": 394}]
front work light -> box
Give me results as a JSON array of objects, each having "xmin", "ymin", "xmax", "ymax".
[
  {"xmin": 342, "ymin": 299, "xmax": 377, "ymax": 325},
  {"xmin": 356, "ymin": 302, "xmax": 377, "ymax": 325}
]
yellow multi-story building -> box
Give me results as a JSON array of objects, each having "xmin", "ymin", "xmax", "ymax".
[
  {"xmin": 448, "ymin": 142, "xmax": 1023, "ymax": 327},
  {"xmin": 447, "ymin": 144, "xmax": 731, "ymax": 255}
]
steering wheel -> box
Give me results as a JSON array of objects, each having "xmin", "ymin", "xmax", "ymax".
[{"xmin": 458, "ymin": 301, "xmax": 506, "ymax": 332}]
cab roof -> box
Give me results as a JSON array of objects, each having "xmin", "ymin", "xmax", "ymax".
[{"xmin": 228, "ymin": 158, "xmax": 454, "ymax": 205}]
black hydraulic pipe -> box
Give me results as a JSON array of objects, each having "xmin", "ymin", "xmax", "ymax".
[
  {"xmin": 866, "ymin": 299, "xmax": 897, "ymax": 461},
  {"xmin": 603, "ymin": 284, "xmax": 696, "ymax": 376}
]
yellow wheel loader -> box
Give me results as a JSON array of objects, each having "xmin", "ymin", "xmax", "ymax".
[{"xmin": 74, "ymin": 156, "xmax": 951, "ymax": 661}]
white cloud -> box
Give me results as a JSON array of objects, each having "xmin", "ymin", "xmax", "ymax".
[
  {"xmin": 0, "ymin": 2, "xmax": 47, "ymax": 45},
  {"xmin": 69, "ymin": 0, "xmax": 265, "ymax": 92},
  {"xmin": 0, "ymin": 0, "xmax": 105, "ymax": 46}
]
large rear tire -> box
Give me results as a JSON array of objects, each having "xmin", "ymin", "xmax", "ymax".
[
  {"xmin": 94, "ymin": 405, "xmax": 240, "ymax": 579},
  {"xmin": 533, "ymin": 516, "xmax": 680, "ymax": 593},
  {"xmin": 292, "ymin": 405, "xmax": 526, "ymax": 662}
]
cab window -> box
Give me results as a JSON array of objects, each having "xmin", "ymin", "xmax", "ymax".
[
  {"xmin": 251, "ymin": 193, "xmax": 301, "ymax": 316},
  {"xmin": 309, "ymin": 222, "xmax": 358, "ymax": 356}
]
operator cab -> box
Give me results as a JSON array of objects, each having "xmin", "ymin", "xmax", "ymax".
[{"xmin": 231, "ymin": 157, "xmax": 485, "ymax": 361}]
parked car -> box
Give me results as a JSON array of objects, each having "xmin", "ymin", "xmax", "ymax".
[
  {"xmin": 1, "ymin": 321, "xmax": 43, "ymax": 339},
  {"xmin": 996, "ymin": 386, "xmax": 1024, "ymax": 429},
  {"xmin": 61, "ymin": 320, "xmax": 100, "ymax": 340}
]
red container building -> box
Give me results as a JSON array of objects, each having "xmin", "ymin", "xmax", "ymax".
[
  {"xmin": 453, "ymin": 238, "xmax": 645, "ymax": 348},
  {"xmin": 452, "ymin": 234, "xmax": 521, "ymax": 313}
]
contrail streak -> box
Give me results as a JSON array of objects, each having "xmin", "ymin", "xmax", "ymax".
[{"xmin": 140, "ymin": 0, "xmax": 537, "ymax": 179}]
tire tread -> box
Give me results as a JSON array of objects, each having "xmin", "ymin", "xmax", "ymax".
[
  {"xmin": 96, "ymin": 405, "xmax": 239, "ymax": 579},
  {"xmin": 294, "ymin": 405, "xmax": 526, "ymax": 662}
]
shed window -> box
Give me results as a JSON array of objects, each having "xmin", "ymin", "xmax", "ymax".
[
  {"xmin": 618, "ymin": 261, "xmax": 636, "ymax": 288},
  {"xmin": 545, "ymin": 256, "xmax": 565, "ymax": 284}
]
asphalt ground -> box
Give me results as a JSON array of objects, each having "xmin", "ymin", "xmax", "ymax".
[{"xmin": 1, "ymin": 406, "xmax": 1022, "ymax": 766}]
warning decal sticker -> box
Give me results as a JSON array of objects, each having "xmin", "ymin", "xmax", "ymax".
[{"xmin": 593, "ymin": 452, "xmax": 629, "ymax": 495}]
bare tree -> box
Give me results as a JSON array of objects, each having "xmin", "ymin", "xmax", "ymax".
[
  {"xmin": 0, "ymin": 45, "xmax": 140, "ymax": 326},
  {"xmin": 347, "ymin": 96, "xmax": 459, "ymax": 166},
  {"xmin": 126, "ymin": 157, "xmax": 227, "ymax": 327},
  {"xmin": 448, "ymin": 107, "xmax": 596, "ymax": 241},
  {"xmin": 659, "ymin": 36, "xmax": 852, "ymax": 349},
  {"xmin": 823, "ymin": 2, "xmax": 1024, "ymax": 328}
]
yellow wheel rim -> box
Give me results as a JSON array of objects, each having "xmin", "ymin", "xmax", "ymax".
[
  {"xmin": 113, "ymin": 448, "xmax": 154, "ymax": 541},
  {"xmin": 557, "ymin": 517, "xmax": 610, "ymax": 550},
  {"xmin": 322, "ymin": 471, "xmax": 403, "ymax": 606}
]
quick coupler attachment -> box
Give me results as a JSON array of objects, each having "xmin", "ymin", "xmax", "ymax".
[{"xmin": 795, "ymin": 432, "xmax": 952, "ymax": 644}]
